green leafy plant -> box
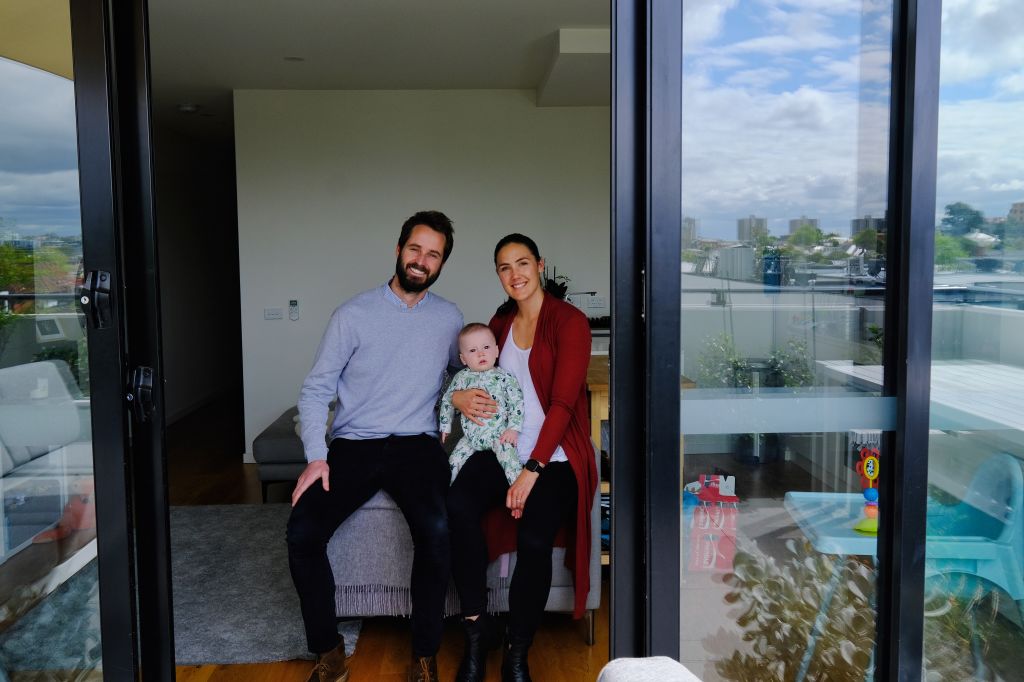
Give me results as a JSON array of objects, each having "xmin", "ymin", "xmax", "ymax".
[
  {"xmin": 765, "ymin": 339, "xmax": 813, "ymax": 388},
  {"xmin": 698, "ymin": 334, "xmax": 751, "ymax": 388}
]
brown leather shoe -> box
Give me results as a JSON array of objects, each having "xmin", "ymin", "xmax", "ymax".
[
  {"xmin": 408, "ymin": 655, "xmax": 438, "ymax": 682},
  {"xmin": 306, "ymin": 637, "xmax": 349, "ymax": 682}
]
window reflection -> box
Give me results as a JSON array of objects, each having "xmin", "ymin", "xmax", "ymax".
[
  {"xmin": 678, "ymin": 1, "xmax": 893, "ymax": 678},
  {"xmin": 0, "ymin": 53, "xmax": 101, "ymax": 677},
  {"xmin": 923, "ymin": 0, "xmax": 1024, "ymax": 677}
]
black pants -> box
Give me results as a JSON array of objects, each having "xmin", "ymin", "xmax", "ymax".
[
  {"xmin": 447, "ymin": 451, "xmax": 577, "ymax": 641},
  {"xmin": 286, "ymin": 434, "xmax": 451, "ymax": 657}
]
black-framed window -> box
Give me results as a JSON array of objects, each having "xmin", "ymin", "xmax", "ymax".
[
  {"xmin": 917, "ymin": 1, "xmax": 1024, "ymax": 677},
  {"xmin": 620, "ymin": 0, "xmax": 944, "ymax": 677}
]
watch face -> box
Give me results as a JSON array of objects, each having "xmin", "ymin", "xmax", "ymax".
[{"xmin": 525, "ymin": 459, "xmax": 540, "ymax": 472}]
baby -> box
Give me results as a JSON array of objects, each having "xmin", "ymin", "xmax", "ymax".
[{"xmin": 440, "ymin": 323, "xmax": 524, "ymax": 484}]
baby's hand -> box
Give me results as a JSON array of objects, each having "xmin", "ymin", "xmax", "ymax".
[
  {"xmin": 499, "ymin": 429, "xmax": 519, "ymax": 446},
  {"xmin": 440, "ymin": 432, "xmax": 448, "ymax": 444}
]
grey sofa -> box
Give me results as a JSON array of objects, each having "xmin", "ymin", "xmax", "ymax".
[
  {"xmin": 253, "ymin": 407, "xmax": 602, "ymax": 641},
  {"xmin": 0, "ymin": 360, "xmax": 93, "ymax": 558}
]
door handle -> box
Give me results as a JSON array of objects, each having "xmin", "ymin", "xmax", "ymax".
[
  {"xmin": 79, "ymin": 270, "xmax": 112, "ymax": 329},
  {"xmin": 128, "ymin": 366, "xmax": 155, "ymax": 422}
]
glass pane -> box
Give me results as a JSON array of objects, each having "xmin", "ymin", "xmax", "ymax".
[
  {"xmin": 678, "ymin": 2, "xmax": 895, "ymax": 678},
  {"xmin": 924, "ymin": 2, "xmax": 1024, "ymax": 678},
  {"xmin": 0, "ymin": 23, "xmax": 103, "ymax": 679}
]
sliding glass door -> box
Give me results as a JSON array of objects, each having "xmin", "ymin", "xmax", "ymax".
[
  {"xmin": 627, "ymin": 0, "xmax": 943, "ymax": 676},
  {"xmin": 675, "ymin": 2, "xmax": 896, "ymax": 677},
  {"xmin": 0, "ymin": 0, "xmax": 170, "ymax": 678}
]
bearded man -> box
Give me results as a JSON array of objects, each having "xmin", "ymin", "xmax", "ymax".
[{"xmin": 288, "ymin": 210, "xmax": 463, "ymax": 682}]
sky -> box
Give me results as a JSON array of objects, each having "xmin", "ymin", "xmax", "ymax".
[
  {"xmin": 0, "ymin": 57, "xmax": 80, "ymax": 237},
  {"xmin": 1, "ymin": 1, "xmax": 1021, "ymax": 240},
  {"xmin": 680, "ymin": 0, "xmax": 1024, "ymax": 240}
]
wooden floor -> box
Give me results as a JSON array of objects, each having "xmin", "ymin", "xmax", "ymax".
[{"xmin": 168, "ymin": 396, "xmax": 611, "ymax": 681}]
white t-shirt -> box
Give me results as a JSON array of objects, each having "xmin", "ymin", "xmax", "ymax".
[{"xmin": 498, "ymin": 329, "xmax": 568, "ymax": 464}]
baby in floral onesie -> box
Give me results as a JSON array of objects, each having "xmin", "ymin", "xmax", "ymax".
[{"xmin": 439, "ymin": 323, "xmax": 524, "ymax": 484}]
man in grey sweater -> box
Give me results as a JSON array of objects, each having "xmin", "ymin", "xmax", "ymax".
[{"xmin": 287, "ymin": 211, "xmax": 464, "ymax": 682}]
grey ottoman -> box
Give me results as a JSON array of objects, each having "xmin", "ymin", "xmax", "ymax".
[{"xmin": 251, "ymin": 406, "xmax": 308, "ymax": 501}]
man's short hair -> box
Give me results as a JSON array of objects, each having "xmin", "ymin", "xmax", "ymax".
[
  {"xmin": 459, "ymin": 322, "xmax": 493, "ymax": 341},
  {"xmin": 399, "ymin": 210, "xmax": 455, "ymax": 263}
]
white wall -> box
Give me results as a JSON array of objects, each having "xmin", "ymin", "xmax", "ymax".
[{"xmin": 235, "ymin": 89, "xmax": 609, "ymax": 460}]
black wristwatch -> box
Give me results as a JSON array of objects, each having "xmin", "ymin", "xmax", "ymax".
[{"xmin": 524, "ymin": 459, "xmax": 543, "ymax": 473}]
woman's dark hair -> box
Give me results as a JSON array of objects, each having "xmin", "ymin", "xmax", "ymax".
[
  {"xmin": 398, "ymin": 210, "xmax": 455, "ymax": 263},
  {"xmin": 493, "ymin": 233, "xmax": 542, "ymax": 316},
  {"xmin": 493, "ymin": 233, "xmax": 541, "ymax": 264}
]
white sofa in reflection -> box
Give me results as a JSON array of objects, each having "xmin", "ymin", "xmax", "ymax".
[{"xmin": 0, "ymin": 360, "xmax": 93, "ymax": 560}]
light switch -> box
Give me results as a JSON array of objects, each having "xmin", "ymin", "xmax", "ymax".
[{"xmin": 264, "ymin": 307, "xmax": 283, "ymax": 320}]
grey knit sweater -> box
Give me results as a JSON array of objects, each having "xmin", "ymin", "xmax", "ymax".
[{"xmin": 297, "ymin": 283, "xmax": 463, "ymax": 461}]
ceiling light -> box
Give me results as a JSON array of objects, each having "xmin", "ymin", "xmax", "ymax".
[
  {"xmin": 177, "ymin": 103, "xmax": 200, "ymax": 114},
  {"xmin": 283, "ymin": 56, "xmax": 305, "ymax": 62}
]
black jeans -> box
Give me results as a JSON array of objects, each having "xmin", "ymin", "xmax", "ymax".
[
  {"xmin": 286, "ymin": 434, "xmax": 451, "ymax": 656},
  {"xmin": 447, "ymin": 450, "xmax": 577, "ymax": 641}
]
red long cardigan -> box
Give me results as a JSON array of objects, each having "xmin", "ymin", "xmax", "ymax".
[{"xmin": 484, "ymin": 293, "xmax": 598, "ymax": 618}]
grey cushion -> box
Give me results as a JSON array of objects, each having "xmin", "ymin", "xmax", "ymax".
[{"xmin": 598, "ymin": 657, "xmax": 702, "ymax": 682}]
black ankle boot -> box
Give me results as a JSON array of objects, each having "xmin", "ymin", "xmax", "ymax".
[
  {"xmin": 456, "ymin": 615, "xmax": 498, "ymax": 682},
  {"xmin": 500, "ymin": 634, "xmax": 532, "ymax": 682}
]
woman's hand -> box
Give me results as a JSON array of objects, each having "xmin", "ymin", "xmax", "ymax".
[
  {"xmin": 451, "ymin": 388, "xmax": 498, "ymax": 426},
  {"xmin": 506, "ymin": 468, "xmax": 541, "ymax": 519}
]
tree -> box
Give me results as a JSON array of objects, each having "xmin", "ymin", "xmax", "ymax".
[
  {"xmin": 853, "ymin": 228, "xmax": 879, "ymax": 252},
  {"xmin": 934, "ymin": 232, "xmax": 968, "ymax": 268},
  {"xmin": 940, "ymin": 202, "xmax": 984, "ymax": 236},
  {"xmin": 789, "ymin": 224, "xmax": 824, "ymax": 248}
]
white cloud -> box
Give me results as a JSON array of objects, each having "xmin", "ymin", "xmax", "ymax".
[
  {"xmin": 725, "ymin": 67, "xmax": 790, "ymax": 89},
  {"xmin": 940, "ymin": 0, "xmax": 1024, "ymax": 87},
  {"xmin": 936, "ymin": 98, "xmax": 1024, "ymax": 219},
  {"xmin": 811, "ymin": 47, "xmax": 891, "ymax": 86},
  {"xmin": 683, "ymin": 0, "xmax": 739, "ymax": 53},
  {"xmin": 723, "ymin": 32, "xmax": 846, "ymax": 56},
  {"xmin": 997, "ymin": 71, "xmax": 1024, "ymax": 94},
  {"xmin": 0, "ymin": 58, "xmax": 80, "ymax": 234},
  {"xmin": 679, "ymin": 78, "xmax": 874, "ymax": 235}
]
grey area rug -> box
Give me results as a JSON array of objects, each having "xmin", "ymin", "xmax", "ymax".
[{"xmin": 170, "ymin": 504, "xmax": 360, "ymax": 665}]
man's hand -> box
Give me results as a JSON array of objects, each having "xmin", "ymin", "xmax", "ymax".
[
  {"xmin": 499, "ymin": 429, "xmax": 519, "ymax": 446},
  {"xmin": 451, "ymin": 388, "xmax": 498, "ymax": 426},
  {"xmin": 292, "ymin": 460, "xmax": 330, "ymax": 507},
  {"xmin": 506, "ymin": 468, "xmax": 540, "ymax": 519}
]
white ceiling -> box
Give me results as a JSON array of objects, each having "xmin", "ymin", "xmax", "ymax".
[{"xmin": 148, "ymin": 0, "xmax": 610, "ymax": 138}]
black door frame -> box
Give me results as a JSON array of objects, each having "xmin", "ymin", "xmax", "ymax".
[
  {"xmin": 612, "ymin": 0, "xmax": 944, "ymax": 671},
  {"xmin": 74, "ymin": 0, "xmax": 944, "ymax": 673},
  {"xmin": 70, "ymin": 0, "xmax": 173, "ymax": 677}
]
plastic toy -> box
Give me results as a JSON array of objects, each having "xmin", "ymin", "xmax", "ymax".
[{"xmin": 853, "ymin": 446, "xmax": 880, "ymax": 535}]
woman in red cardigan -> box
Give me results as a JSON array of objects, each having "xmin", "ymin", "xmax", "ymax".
[{"xmin": 448, "ymin": 233, "xmax": 597, "ymax": 682}]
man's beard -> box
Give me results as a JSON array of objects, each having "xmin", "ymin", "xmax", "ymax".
[{"xmin": 394, "ymin": 256, "xmax": 440, "ymax": 293}]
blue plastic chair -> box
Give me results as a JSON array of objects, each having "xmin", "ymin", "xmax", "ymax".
[{"xmin": 925, "ymin": 453, "xmax": 1024, "ymax": 611}]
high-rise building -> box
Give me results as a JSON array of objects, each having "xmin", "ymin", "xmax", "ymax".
[
  {"xmin": 789, "ymin": 216, "xmax": 819, "ymax": 234},
  {"xmin": 682, "ymin": 216, "xmax": 699, "ymax": 247},
  {"xmin": 737, "ymin": 215, "xmax": 767, "ymax": 242},
  {"xmin": 851, "ymin": 214, "xmax": 885, "ymax": 236}
]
